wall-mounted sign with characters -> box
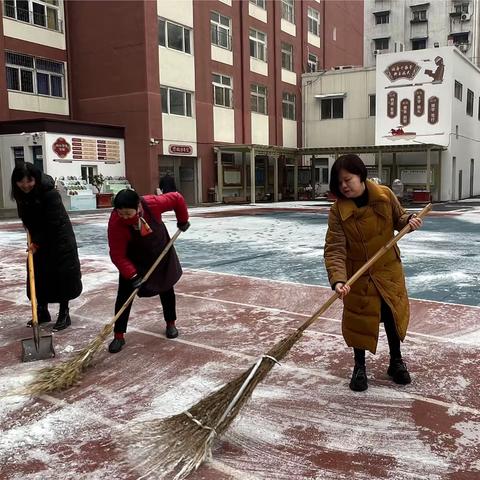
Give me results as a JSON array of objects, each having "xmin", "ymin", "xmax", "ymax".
[
  {"xmin": 375, "ymin": 47, "xmax": 451, "ymax": 146},
  {"xmin": 52, "ymin": 137, "xmax": 71, "ymax": 158}
]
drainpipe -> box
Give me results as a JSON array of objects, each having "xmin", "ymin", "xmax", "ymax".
[
  {"xmin": 64, "ymin": 1, "xmax": 74, "ymax": 119},
  {"xmin": 239, "ymin": 0, "xmax": 246, "ymax": 143},
  {"xmin": 322, "ymin": 0, "xmax": 326, "ymax": 69}
]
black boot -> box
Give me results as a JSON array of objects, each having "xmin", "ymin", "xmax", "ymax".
[
  {"xmin": 387, "ymin": 358, "xmax": 411, "ymax": 385},
  {"xmin": 53, "ymin": 308, "xmax": 71, "ymax": 331},
  {"xmin": 27, "ymin": 305, "xmax": 51, "ymax": 327},
  {"xmin": 165, "ymin": 321, "xmax": 178, "ymax": 339},
  {"xmin": 108, "ymin": 337, "xmax": 125, "ymax": 353},
  {"xmin": 349, "ymin": 364, "xmax": 368, "ymax": 392}
]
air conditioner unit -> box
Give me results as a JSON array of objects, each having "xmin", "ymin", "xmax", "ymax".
[
  {"xmin": 373, "ymin": 49, "xmax": 383, "ymax": 55},
  {"xmin": 458, "ymin": 42, "xmax": 470, "ymax": 52},
  {"xmin": 461, "ymin": 13, "xmax": 472, "ymax": 21}
]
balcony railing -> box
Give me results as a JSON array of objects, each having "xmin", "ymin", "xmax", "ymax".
[{"xmin": 3, "ymin": 4, "xmax": 63, "ymax": 33}]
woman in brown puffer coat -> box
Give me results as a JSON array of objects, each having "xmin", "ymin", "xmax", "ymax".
[{"xmin": 324, "ymin": 155, "xmax": 423, "ymax": 392}]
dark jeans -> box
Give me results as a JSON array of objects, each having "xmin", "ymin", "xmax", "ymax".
[
  {"xmin": 354, "ymin": 299, "xmax": 401, "ymax": 366},
  {"xmin": 113, "ymin": 275, "xmax": 176, "ymax": 334}
]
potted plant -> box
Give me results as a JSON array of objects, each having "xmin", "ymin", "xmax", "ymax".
[{"xmin": 90, "ymin": 174, "xmax": 113, "ymax": 208}]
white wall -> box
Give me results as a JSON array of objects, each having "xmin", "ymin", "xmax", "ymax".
[
  {"xmin": 282, "ymin": 119, "xmax": 297, "ymax": 148},
  {"xmin": 159, "ymin": 47, "xmax": 195, "ymax": 92},
  {"xmin": 251, "ymin": 113, "xmax": 269, "ymax": 145},
  {"xmin": 157, "ymin": 0, "xmax": 193, "ymax": 27},
  {"xmin": 7, "ymin": 91, "xmax": 69, "ymax": 116},
  {"xmin": 162, "ymin": 115, "xmax": 197, "ymax": 156},
  {"xmin": 214, "ymin": 107, "xmax": 235, "ymax": 143},
  {"xmin": 304, "ymin": 68, "xmax": 376, "ymax": 148}
]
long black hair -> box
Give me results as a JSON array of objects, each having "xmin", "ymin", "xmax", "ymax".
[
  {"xmin": 10, "ymin": 162, "xmax": 43, "ymax": 201},
  {"xmin": 329, "ymin": 154, "xmax": 368, "ymax": 198}
]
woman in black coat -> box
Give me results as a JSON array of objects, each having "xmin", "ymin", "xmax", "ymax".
[{"xmin": 11, "ymin": 163, "xmax": 82, "ymax": 330}]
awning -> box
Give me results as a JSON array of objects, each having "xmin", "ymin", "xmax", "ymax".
[{"xmin": 314, "ymin": 92, "xmax": 346, "ymax": 99}]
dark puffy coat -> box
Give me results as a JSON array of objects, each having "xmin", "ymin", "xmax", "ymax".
[
  {"xmin": 324, "ymin": 180, "xmax": 411, "ymax": 354},
  {"xmin": 16, "ymin": 175, "xmax": 82, "ymax": 303}
]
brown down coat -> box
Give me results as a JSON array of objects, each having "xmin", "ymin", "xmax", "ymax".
[{"xmin": 324, "ymin": 180, "xmax": 412, "ymax": 354}]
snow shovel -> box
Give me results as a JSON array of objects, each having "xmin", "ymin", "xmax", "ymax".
[{"xmin": 21, "ymin": 232, "xmax": 55, "ymax": 362}]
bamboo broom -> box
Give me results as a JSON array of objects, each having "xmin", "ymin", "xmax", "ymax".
[
  {"xmin": 124, "ymin": 204, "xmax": 432, "ymax": 480},
  {"xmin": 21, "ymin": 229, "xmax": 183, "ymax": 396}
]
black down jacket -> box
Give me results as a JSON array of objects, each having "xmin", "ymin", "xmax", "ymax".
[{"xmin": 16, "ymin": 175, "xmax": 82, "ymax": 303}]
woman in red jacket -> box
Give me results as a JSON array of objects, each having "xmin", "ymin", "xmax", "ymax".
[{"xmin": 107, "ymin": 188, "xmax": 190, "ymax": 353}]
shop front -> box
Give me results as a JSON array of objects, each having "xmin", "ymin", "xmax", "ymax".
[{"xmin": 0, "ymin": 119, "xmax": 127, "ymax": 211}]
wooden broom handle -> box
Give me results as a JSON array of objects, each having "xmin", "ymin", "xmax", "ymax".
[
  {"xmin": 106, "ymin": 229, "xmax": 183, "ymax": 328},
  {"xmin": 297, "ymin": 203, "xmax": 432, "ymax": 334}
]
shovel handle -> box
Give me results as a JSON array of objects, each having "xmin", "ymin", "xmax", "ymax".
[
  {"xmin": 298, "ymin": 203, "xmax": 432, "ymax": 333},
  {"xmin": 27, "ymin": 231, "xmax": 38, "ymax": 327}
]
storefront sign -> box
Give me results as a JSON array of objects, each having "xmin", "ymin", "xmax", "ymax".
[
  {"xmin": 387, "ymin": 91, "xmax": 398, "ymax": 118},
  {"xmin": 414, "ymin": 89, "xmax": 424, "ymax": 116},
  {"xmin": 52, "ymin": 137, "xmax": 71, "ymax": 158},
  {"xmin": 168, "ymin": 144, "xmax": 192, "ymax": 155},
  {"xmin": 428, "ymin": 96, "xmax": 439, "ymax": 124},
  {"xmin": 384, "ymin": 61, "xmax": 420, "ymax": 82},
  {"xmin": 400, "ymin": 99, "xmax": 411, "ymax": 126}
]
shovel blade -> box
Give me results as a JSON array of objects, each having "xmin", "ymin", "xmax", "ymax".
[{"xmin": 21, "ymin": 335, "xmax": 55, "ymax": 362}]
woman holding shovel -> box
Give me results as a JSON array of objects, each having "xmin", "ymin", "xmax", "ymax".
[
  {"xmin": 324, "ymin": 154, "xmax": 423, "ymax": 392},
  {"xmin": 11, "ymin": 163, "xmax": 82, "ymax": 331},
  {"xmin": 107, "ymin": 188, "xmax": 189, "ymax": 353}
]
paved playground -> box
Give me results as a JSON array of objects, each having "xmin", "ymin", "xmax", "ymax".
[{"xmin": 0, "ymin": 201, "xmax": 479, "ymax": 479}]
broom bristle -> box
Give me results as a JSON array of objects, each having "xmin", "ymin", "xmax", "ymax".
[
  {"xmin": 20, "ymin": 323, "xmax": 114, "ymax": 396},
  {"xmin": 125, "ymin": 329, "xmax": 303, "ymax": 479}
]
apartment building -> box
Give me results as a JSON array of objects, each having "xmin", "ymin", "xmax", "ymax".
[
  {"xmin": 364, "ymin": 0, "xmax": 480, "ymax": 68},
  {"xmin": 1, "ymin": 0, "xmax": 364, "ymax": 208}
]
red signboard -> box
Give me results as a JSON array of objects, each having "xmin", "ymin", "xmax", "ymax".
[
  {"xmin": 52, "ymin": 137, "xmax": 71, "ymax": 158},
  {"xmin": 387, "ymin": 91, "xmax": 398, "ymax": 119},
  {"xmin": 428, "ymin": 96, "xmax": 439, "ymax": 124},
  {"xmin": 168, "ymin": 144, "xmax": 192, "ymax": 155},
  {"xmin": 400, "ymin": 99, "xmax": 411, "ymax": 126}
]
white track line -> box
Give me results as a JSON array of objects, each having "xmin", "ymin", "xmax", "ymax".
[{"xmin": 176, "ymin": 292, "xmax": 480, "ymax": 346}]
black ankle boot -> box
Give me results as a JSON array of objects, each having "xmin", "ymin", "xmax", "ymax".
[
  {"xmin": 165, "ymin": 321, "xmax": 178, "ymax": 339},
  {"xmin": 349, "ymin": 364, "xmax": 368, "ymax": 392},
  {"xmin": 27, "ymin": 305, "xmax": 51, "ymax": 327},
  {"xmin": 108, "ymin": 338, "xmax": 125, "ymax": 353},
  {"xmin": 387, "ymin": 358, "xmax": 411, "ymax": 385},
  {"xmin": 53, "ymin": 308, "xmax": 71, "ymax": 331}
]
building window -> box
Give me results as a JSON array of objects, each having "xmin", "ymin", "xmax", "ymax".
[
  {"xmin": 12, "ymin": 146, "xmax": 25, "ymax": 166},
  {"xmin": 160, "ymin": 86, "xmax": 192, "ymax": 116},
  {"xmin": 455, "ymin": 80, "xmax": 463, "ymax": 101},
  {"xmin": 454, "ymin": 3, "xmax": 469, "ymax": 14},
  {"xmin": 411, "ymin": 9, "xmax": 427, "ymax": 22},
  {"xmin": 249, "ymin": 0, "xmax": 265, "ymax": 8},
  {"xmin": 5, "ymin": 52, "xmax": 64, "ymax": 97},
  {"xmin": 158, "ymin": 19, "xmax": 191, "ymax": 54},
  {"xmin": 307, "ymin": 8, "xmax": 320, "ymax": 35},
  {"xmin": 211, "ymin": 11, "xmax": 231, "ymax": 50},
  {"xmin": 212, "ymin": 74, "xmax": 233, "ymax": 108},
  {"xmin": 281, "ymin": 42, "xmax": 293, "ymax": 71},
  {"xmin": 251, "ymin": 84, "xmax": 267, "ymax": 114},
  {"xmin": 249, "ymin": 28, "xmax": 267, "ymax": 61},
  {"xmin": 3, "ymin": 0, "xmax": 61, "ymax": 32},
  {"xmin": 307, "ymin": 53, "xmax": 318, "ymax": 72},
  {"xmin": 369, "ymin": 94, "xmax": 376, "ymax": 116},
  {"xmin": 374, "ymin": 38, "xmax": 389, "ymax": 50},
  {"xmin": 321, "ymin": 98, "xmax": 343, "ymax": 119},
  {"xmin": 281, "ymin": 0, "xmax": 294, "ymax": 24},
  {"xmin": 449, "ymin": 32, "xmax": 469, "ymax": 47},
  {"xmin": 466, "ymin": 89, "xmax": 474, "ymax": 116},
  {"xmin": 412, "ymin": 38, "xmax": 427, "ymax": 50},
  {"xmin": 282, "ymin": 92, "xmax": 296, "ymax": 120},
  {"xmin": 374, "ymin": 11, "xmax": 389, "ymax": 24}
]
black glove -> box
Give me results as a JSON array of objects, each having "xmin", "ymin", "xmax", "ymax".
[
  {"xmin": 177, "ymin": 221, "xmax": 190, "ymax": 232},
  {"xmin": 131, "ymin": 275, "xmax": 143, "ymax": 289}
]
